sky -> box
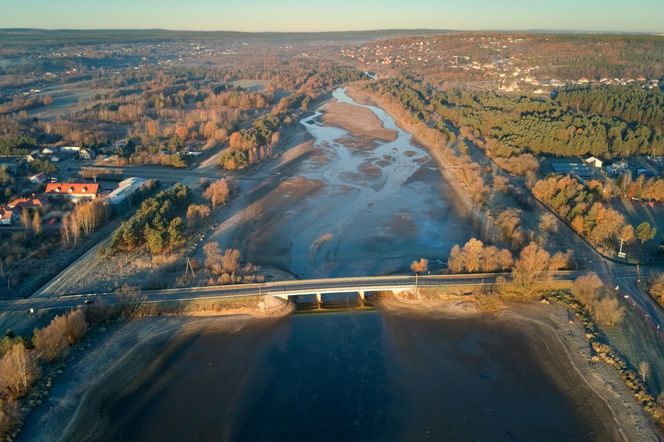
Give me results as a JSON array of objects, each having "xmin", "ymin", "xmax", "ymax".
[{"xmin": 1, "ymin": 0, "xmax": 663, "ymax": 33}]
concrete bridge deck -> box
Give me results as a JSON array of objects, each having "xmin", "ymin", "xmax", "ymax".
[{"xmin": 0, "ymin": 271, "xmax": 587, "ymax": 313}]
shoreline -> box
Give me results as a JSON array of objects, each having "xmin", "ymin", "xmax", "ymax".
[{"xmin": 378, "ymin": 294, "xmax": 659, "ymax": 440}]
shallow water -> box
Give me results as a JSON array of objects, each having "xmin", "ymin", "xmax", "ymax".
[
  {"xmin": 97, "ymin": 311, "xmax": 600, "ymax": 442},
  {"xmin": 220, "ymin": 87, "xmax": 473, "ymax": 278}
]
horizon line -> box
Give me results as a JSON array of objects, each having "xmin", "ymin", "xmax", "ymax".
[{"xmin": 0, "ymin": 27, "xmax": 662, "ymax": 36}]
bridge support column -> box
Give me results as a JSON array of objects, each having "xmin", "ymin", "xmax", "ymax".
[
  {"xmin": 358, "ymin": 291, "xmax": 365, "ymax": 302},
  {"xmin": 314, "ymin": 293, "xmax": 322, "ymax": 304}
]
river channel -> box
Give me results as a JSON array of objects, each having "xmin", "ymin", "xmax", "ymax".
[{"xmin": 214, "ymin": 87, "xmax": 474, "ymax": 278}]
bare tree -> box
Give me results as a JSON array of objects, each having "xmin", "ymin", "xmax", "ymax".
[
  {"xmin": 20, "ymin": 209, "xmax": 30, "ymax": 229},
  {"xmin": 0, "ymin": 343, "xmax": 40, "ymax": 398},
  {"xmin": 32, "ymin": 212, "xmax": 42, "ymax": 235},
  {"xmin": 204, "ymin": 242, "xmax": 223, "ymax": 274},
  {"xmin": 593, "ymin": 297, "xmax": 625, "ymax": 326},
  {"xmin": 639, "ymin": 361, "xmax": 650, "ymax": 384},
  {"xmin": 116, "ymin": 284, "xmax": 146, "ymax": 319},
  {"xmin": 505, "ymin": 242, "xmax": 554, "ymax": 300},
  {"xmin": 572, "ymin": 272, "xmax": 603, "ymax": 307},
  {"xmin": 33, "ymin": 322, "xmax": 68, "ymax": 361},
  {"xmin": 538, "ymin": 213, "xmax": 558, "ymax": 235}
]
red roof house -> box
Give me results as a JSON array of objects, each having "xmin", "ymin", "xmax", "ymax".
[
  {"xmin": 8, "ymin": 195, "xmax": 45, "ymax": 209},
  {"xmin": 44, "ymin": 183, "xmax": 100, "ymax": 201}
]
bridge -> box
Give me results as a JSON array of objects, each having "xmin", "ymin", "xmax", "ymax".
[{"xmin": 0, "ymin": 271, "xmax": 586, "ymax": 313}]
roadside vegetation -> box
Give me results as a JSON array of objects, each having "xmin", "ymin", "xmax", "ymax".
[
  {"xmin": 649, "ymin": 273, "xmax": 664, "ymax": 309},
  {"xmin": 109, "ymin": 183, "xmax": 191, "ymax": 257},
  {"xmin": 0, "ymin": 309, "xmax": 89, "ymax": 439},
  {"xmin": 547, "ymin": 286, "xmax": 664, "ymax": 429}
]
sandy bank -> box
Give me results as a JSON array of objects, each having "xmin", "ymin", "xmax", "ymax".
[
  {"xmin": 321, "ymin": 101, "xmax": 397, "ymax": 144},
  {"xmin": 377, "ymin": 295, "xmax": 660, "ymax": 441}
]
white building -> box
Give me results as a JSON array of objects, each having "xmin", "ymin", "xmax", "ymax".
[
  {"xmin": 108, "ymin": 177, "xmax": 147, "ymax": 205},
  {"xmin": 584, "ymin": 156, "xmax": 603, "ymax": 168}
]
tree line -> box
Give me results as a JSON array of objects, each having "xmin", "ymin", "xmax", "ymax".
[
  {"xmin": 555, "ymin": 84, "xmax": 664, "ymax": 132},
  {"xmin": 367, "ymin": 77, "xmax": 664, "ymax": 159}
]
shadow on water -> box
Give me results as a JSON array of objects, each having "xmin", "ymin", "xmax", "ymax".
[
  {"xmin": 88, "ymin": 306, "xmax": 605, "ymax": 442},
  {"xmin": 291, "ymin": 292, "xmax": 378, "ymax": 314}
]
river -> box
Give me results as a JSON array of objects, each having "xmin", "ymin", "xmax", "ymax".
[
  {"xmin": 212, "ymin": 87, "xmax": 473, "ymax": 278},
  {"xmin": 22, "ymin": 90, "xmax": 623, "ymax": 441}
]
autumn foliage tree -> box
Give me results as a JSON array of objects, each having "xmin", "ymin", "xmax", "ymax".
[
  {"xmin": 533, "ymin": 175, "xmax": 632, "ymax": 250},
  {"xmin": 502, "ymin": 242, "xmax": 571, "ymax": 300},
  {"xmin": 33, "ymin": 309, "xmax": 88, "ymax": 361},
  {"xmin": 448, "ymin": 238, "xmax": 513, "ymax": 273},
  {"xmin": 186, "ymin": 203, "xmax": 211, "ymax": 227},
  {"xmin": 410, "ymin": 258, "xmax": 429, "ymax": 274},
  {"xmin": 203, "ymin": 178, "xmax": 230, "ymax": 209},
  {"xmin": 0, "ymin": 343, "xmax": 39, "ymax": 398},
  {"xmin": 636, "ymin": 222, "xmax": 656, "ymax": 245}
]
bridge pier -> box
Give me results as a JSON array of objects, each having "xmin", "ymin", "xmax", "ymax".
[
  {"xmin": 358, "ymin": 291, "xmax": 365, "ymax": 303},
  {"xmin": 314, "ymin": 293, "xmax": 322, "ymax": 304}
]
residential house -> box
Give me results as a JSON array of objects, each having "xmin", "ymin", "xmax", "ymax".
[
  {"xmin": 606, "ymin": 161, "xmax": 629, "ymax": 176},
  {"xmin": 584, "ymin": 156, "xmax": 603, "ymax": 168},
  {"xmin": 60, "ymin": 146, "xmax": 82, "ymax": 153},
  {"xmin": 8, "ymin": 195, "xmax": 45, "ymax": 210},
  {"xmin": 44, "ymin": 182, "xmax": 99, "ymax": 202},
  {"xmin": 0, "ymin": 206, "xmax": 13, "ymax": 225},
  {"xmin": 29, "ymin": 172, "xmax": 49, "ymax": 184}
]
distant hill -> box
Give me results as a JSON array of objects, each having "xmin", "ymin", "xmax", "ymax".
[{"xmin": 0, "ymin": 28, "xmax": 449, "ymax": 46}]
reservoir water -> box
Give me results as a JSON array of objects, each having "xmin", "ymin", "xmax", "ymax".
[{"xmin": 93, "ymin": 310, "xmax": 601, "ymax": 441}]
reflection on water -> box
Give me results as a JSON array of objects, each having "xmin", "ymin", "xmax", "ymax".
[{"xmin": 100, "ymin": 311, "xmax": 598, "ymax": 442}]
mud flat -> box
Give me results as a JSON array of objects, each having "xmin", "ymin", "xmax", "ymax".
[
  {"xmin": 19, "ymin": 313, "xmax": 289, "ymax": 442},
  {"xmin": 379, "ymin": 297, "xmax": 659, "ymax": 441}
]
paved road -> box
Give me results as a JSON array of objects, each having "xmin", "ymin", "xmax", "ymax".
[
  {"xmin": 0, "ymin": 270, "xmax": 630, "ymax": 313},
  {"xmin": 80, "ymin": 165, "xmax": 227, "ymax": 182}
]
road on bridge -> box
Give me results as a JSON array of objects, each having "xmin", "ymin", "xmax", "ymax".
[{"xmin": 0, "ymin": 270, "xmax": 613, "ymax": 313}]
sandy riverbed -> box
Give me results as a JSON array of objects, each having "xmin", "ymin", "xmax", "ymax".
[{"xmin": 321, "ymin": 101, "xmax": 398, "ymax": 144}]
